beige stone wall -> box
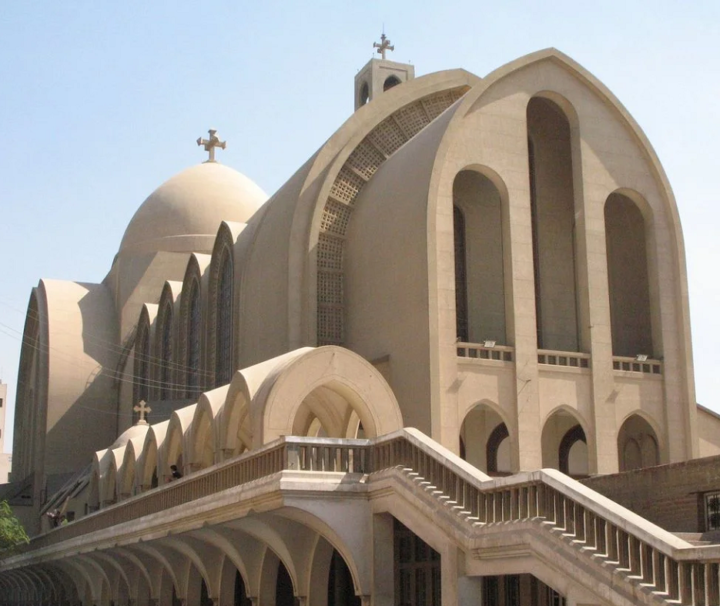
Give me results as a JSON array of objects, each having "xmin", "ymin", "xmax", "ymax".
[
  {"xmin": 424, "ymin": 51, "xmax": 696, "ymax": 474},
  {"xmin": 582, "ymin": 455, "xmax": 720, "ymax": 532}
]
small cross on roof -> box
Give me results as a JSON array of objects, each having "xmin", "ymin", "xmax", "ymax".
[{"xmin": 134, "ymin": 400, "xmax": 152, "ymax": 425}]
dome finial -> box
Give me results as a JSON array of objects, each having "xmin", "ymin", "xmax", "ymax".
[
  {"xmin": 196, "ymin": 128, "xmax": 227, "ymax": 163},
  {"xmin": 373, "ymin": 31, "xmax": 394, "ymax": 60}
]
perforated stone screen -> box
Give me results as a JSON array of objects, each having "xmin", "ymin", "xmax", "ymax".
[{"xmin": 316, "ymin": 86, "xmax": 469, "ymax": 346}]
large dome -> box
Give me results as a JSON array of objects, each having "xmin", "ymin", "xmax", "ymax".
[{"xmin": 119, "ymin": 163, "xmax": 268, "ymax": 255}]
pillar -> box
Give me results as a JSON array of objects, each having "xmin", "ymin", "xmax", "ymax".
[{"xmin": 371, "ymin": 514, "xmax": 394, "ymax": 606}]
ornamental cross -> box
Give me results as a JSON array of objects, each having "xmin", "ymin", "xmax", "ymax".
[
  {"xmin": 197, "ymin": 128, "xmax": 227, "ymax": 163},
  {"xmin": 134, "ymin": 400, "xmax": 152, "ymax": 425},
  {"xmin": 373, "ymin": 33, "xmax": 394, "ymax": 60}
]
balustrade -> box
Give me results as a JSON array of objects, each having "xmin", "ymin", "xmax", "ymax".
[
  {"xmin": 17, "ymin": 430, "xmax": 720, "ymax": 605},
  {"xmin": 612, "ymin": 355, "xmax": 662, "ymax": 375},
  {"xmin": 456, "ymin": 342, "xmax": 513, "ymax": 362}
]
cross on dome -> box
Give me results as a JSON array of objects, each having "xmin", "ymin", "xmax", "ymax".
[
  {"xmin": 197, "ymin": 129, "xmax": 227, "ymax": 163},
  {"xmin": 133, "ymin": 400, "xmax": 152, "ymax": 425},
  {"xmin": 373, "ymin": 33, "xmax": 394, "ymax": 60}
]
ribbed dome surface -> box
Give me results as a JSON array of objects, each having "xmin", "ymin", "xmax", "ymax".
[{"xmin": 119, "ymin": 163, "xmax": 268, "ymax": 254}]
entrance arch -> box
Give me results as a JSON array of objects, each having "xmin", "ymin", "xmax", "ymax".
[{"xmin": 255, "ymin": 347, "xmax": 403, "ymax": 446}]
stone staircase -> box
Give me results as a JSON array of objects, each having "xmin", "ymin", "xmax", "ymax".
[{"xmin": 370, "ymin": 429, "xmax": 720, "ymax": 606}]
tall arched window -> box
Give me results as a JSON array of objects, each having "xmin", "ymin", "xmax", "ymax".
[
  {"xmin": 215, "ymin": 251, "xmax": 233, "ymax": 387},
  {"xmin": 527, "ymin": 97, "xmax": 580, "ymax": 351},
  {"xmin": 186, "ymin": 282, "xmax": 201, "ymax": 397},
  {"xmin": 159, "ymin": 303, "xmax": 173, "ymax": 400},
  {"xmin": 453, "ymin": 170, "xmax": 506, "ymax": 344},
  {"xmin": 133, "ymin": 323, "xmax": 150, "ymax": 406},
  {"xmin": 604, "ymin": 193, "xmax": 654, "ymax": 357},
  {"xmin": 454, "ymin": 206, "xmax": 468, "ymax": 342}
]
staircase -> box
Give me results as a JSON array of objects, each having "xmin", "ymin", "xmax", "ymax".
[{"xmin": 367, "ymin": 429, "xmax": 720, "ymax": 606}]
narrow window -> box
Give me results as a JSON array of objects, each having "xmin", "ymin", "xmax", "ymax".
[
  {"xmin": 453, "ymin": 206, "xmax": 468, "ymax": 342},
  {"xmin": 187, "ymin": 283, "xmax": 201, "ymax": 396},
  {"xmin": 133, "ymin": 324, "xmax": 150, "ymax": 405},
  {"xmin": 160, "ymin": 303, "xmax": 173, "ymax": 400},
  {"xmin": 215, "ymin": 251, "xmax": 233, "ymax": 387}
]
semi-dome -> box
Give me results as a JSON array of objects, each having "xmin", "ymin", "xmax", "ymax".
[{"xmin": 119, "ymin": 163, "xmax": 268, "ymax": 255}]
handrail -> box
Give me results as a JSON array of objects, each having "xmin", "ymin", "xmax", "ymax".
[{"xmin": 11, "ymin": 429, "xmax": 720, "ymax": 604}]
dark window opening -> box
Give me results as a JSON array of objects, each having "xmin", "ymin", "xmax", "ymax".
[{"xmin": 384, "ymin": 75, "xmax": 401, "ymax": 91}]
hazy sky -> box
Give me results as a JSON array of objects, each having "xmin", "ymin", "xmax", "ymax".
[{"xmin": 1, "ymin": 1, "xmax": 718, "ymax": 452}]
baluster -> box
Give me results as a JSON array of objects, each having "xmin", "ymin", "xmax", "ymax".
[
  {"xmin": 653, "ymin": 550, "xmax": 665, "ymax": 595},
  {"xmin": 706, "ymin": 562, "xmax": 720, "ymax": 606},
  {"xmin": 667, "ymin": 559, "xmax": 679, "ymax": 602},
  {"xmin": 607, "ymin": 525, "xmax": 618, "ymax": 564},
  {"xmin": 679, "ymin": 562, "xmax": 694, "ymax": 605},
  {"xmin": 695, "ymin": 563, "xmax": 706, "ymax": 606},
  {"xmin": 628, "ymin": 536, "xmax": 641, "ymax": 577}
]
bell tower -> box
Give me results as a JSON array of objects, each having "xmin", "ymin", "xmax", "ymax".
[{"xmin": 355, "ymin": 33, "xmax": 415, "ymax": 111}]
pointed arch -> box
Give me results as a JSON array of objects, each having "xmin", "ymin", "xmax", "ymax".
[
  {"xmin": 155, "ymin": 281, "xmax": 182, "ymax": 401},
  {"xmin": 179, "ymin": 254, "xmax": 212, "ymax": 398},
  {"xmin": 133, "ymin": 304, "xmax": 157, "ymax": 408},
  {"xmin": 541, "ymin": 407, "xmax": 589, "ymax": 477},
  {"xmin": 459, "ymin": 400, "xmax": 513, "ymax": 475},
  {"xmin": 618, "ymin": 412, "xmax": 661, "ymax": 471},
  {"xmin": 253, "ymin": 346, "xmax": 403, "ymax": 446},
  {"xmin": 208, "ymin": 222, "xmax": 244, "ymax": 389}
]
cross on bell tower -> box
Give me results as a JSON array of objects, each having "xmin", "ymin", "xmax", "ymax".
[
  {"xmin": 197, "ymin": 129, "xmax": 227, "ymax": 163},
  {"xmin": 354, "ymin": 32, "xmax": 415, "ymax": 111},
  {"xmin": 373, "ymin": 33, "xmax": 394, "ymax": 60}
]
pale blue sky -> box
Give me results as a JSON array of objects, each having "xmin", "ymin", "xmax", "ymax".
[{"xmin": 1, "ymin": 2, "xmax": 718, "ymax": 451}]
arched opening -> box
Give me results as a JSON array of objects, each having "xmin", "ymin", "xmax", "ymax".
[
  {"xmin": 200, "ymin": 579, "xmax": 213, "ymax": 606},
  {"xmin": 453, "ymin": 170, "xmax": 506, "ymax": 344},
  {"xmin": 186, "ymin": 281, "xmax": 202, "ymax": 397},
  {"xmin": 134, "ymin": 323, "xmax": 151, "ymax": 407},
  {"xmin": 234, "ymin": 570, "xmax": 251, "ymax": 606},
  {"xmin": 215, "ymin": 250, "xmax": 234, "ymax": 387},
  {"xmin": 558, "ymin": 424, "xmax": 588, "ymax": 478},
  {"xmin": 605, "ymin": 193, "xmax": 654, "ymax": 357},
  {"xmin": 276, "ymin": 561, "xmax": 294, "ymax": 606},
  {"xmin": 383, "ymin": 75, "xmax": 401, "ymax": 91},
  {"xmin": 618, "ymin": 414, "xmax": 660, "ymax": 471},
  {"xmin": 459, "ymin": 405, "xmax": 511, "ymax": 476},
  {"xmin": 359, "ymin": 82, "xmax": 369, "ymax": 106},
  {"xmin": 542, "ymin": 410, "xmax": 588, "ymax": 477},
  {"xmin": 159, "ymin": 301, "xmax": 174, "ymax": 400},
  {"xmin": 527, "ymin": 97, "xmax": 580, "ymax": 352},
  {"xmin": 291, "ymin": 381, "xmax": 376, "ymax": 439},
  {"xmin": 328, "ymin": 549, "xmax": 360, "ymax": 606}
]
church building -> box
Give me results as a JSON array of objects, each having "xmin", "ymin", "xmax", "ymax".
[{"xmin": 3, "ymin": 40, "xmax": 720, "ymax": 606}]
